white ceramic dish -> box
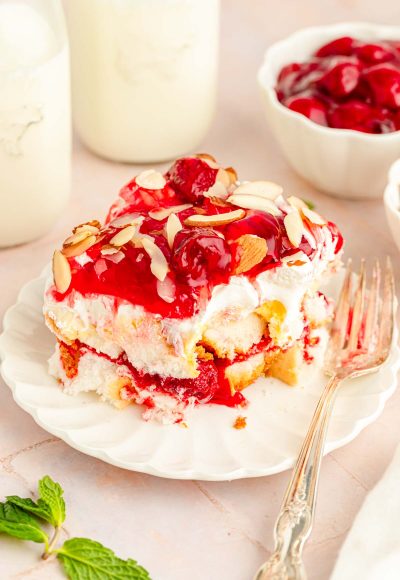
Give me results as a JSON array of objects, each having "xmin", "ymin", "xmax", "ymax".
[
  {"xmin": 0, "ymin": 268, "xmax": 399, "ymax": 481},
  {"xmin": 384, "ymin": 158, "xmax": 400, "ymax": 252},
  {"xmin": 258, "ymin": 22, "xmax": 400, "ymax": 200}
]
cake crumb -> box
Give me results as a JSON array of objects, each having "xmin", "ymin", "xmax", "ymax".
[{"xmin": 233, "ymin": 416, "xmax": 247, "ymax": 430}]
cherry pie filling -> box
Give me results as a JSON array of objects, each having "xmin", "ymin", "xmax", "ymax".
[{"xmin": 276, "ymin": 36, "xmax": 400, "ymax": 133}]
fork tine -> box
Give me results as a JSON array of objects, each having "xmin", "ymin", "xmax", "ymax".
[
  {"xmin": 330, "ymin": 259, "xmax": 353, "ymax": 353},
  {"xmin": 347, "ymin": 259, "xmax": 366, "ymax": 353},
  {"xmin": 362, "ymin": 259, "xmax": 380, "ymax": 350},
  {"xmin": 377, "ymin": 257, "xmax": 395, "ymax": 358}
]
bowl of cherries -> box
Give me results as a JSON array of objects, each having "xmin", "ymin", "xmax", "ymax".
[{"xmin": 258, "ymin": 22, "xmax": 400, "ymax": 199}]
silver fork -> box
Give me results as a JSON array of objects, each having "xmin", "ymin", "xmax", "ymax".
[{"xmin": 254, "ymin": 258, "xmax": 395, "ymax": 580}]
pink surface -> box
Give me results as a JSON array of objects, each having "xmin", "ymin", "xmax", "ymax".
[{"xmin": 1, "ymin": 1, "xmax": 400, "ymax": 578}]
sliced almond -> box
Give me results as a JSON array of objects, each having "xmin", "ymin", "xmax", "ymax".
[
  {"xmin": 109, "ymin": 224, "xmax": 137, "ymax": 247},
  {"xmin": 227, "ymin": 193, "xmax": 281, "ymax": 216},
  {"xmin": 184, "ymin": 209, "xmax": 245, "ymax": 227},
  {"xmin": 166, "ymin": 213, "xmax": 182, "ymax": 249},
  {"xmin": 216, "ymin": 168, "xmax": 231, "ymax": 188},
  {"xmin": 156, "ymin": 276, "xmax": 176, "ymax": 303},
  {"xmin": 62, "ymin": 235, "xmax": 97, "ymax": 258},
  {"xmin": 109, "ymin": 213, "xmax": 143, "ymax": 228},
  {"xmin": 196, "ymin": 153, "xmax": 219, "ymax": 169},
  {"xmin": 141, "ymin": 237, "xmax": 169, "ymax": 281},
  {"xmin": 73, "ymin": 220, "xmax": 101, "ymax": 234},
  {"xmin": 53, "ymin": 250, "xmax": 71, "ymax": 294},
  {"xmin": 148, "ymin": 204, "xmax": 192, "ymax": 221},
  {"xmin": 203, "ymin": 179, "xmax": 228, "ymax": 199},
  {"xmin": 101, "ymin": 244, "xmax": 120, "ymax": 256},
  {"xmin": 287, "ymin": 195, "xmax": 308, "ymax": 210},
  {"xmin": 301, "ymin": 206, "xmax": 326, "ymax": 225},
  {"xmin": 63, "ymin": 230, "xmax": 92, "ymax": 247},
  {"xmin": 233, "ymin": 180, "xmax": 283, "ymax": 200},
  {"xmin": 284, "ymin": 211, "xmax": 304, "ymax": 248},
  {"xmin": 235, "ymin": 234, "xmax": 268, "ymax": 274},
  {"xmin": 136, "ymin": 169, "xmax": 166, "ymax": 190},
  {"xmin": 281, "ymin": 251, "xmax": 309, "ymax": 266},
  {"xmin": 225, "ymin": 166, "xmax": 238, "ymax": 185}
]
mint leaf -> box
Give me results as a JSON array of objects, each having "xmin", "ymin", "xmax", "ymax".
[
  {"xmin": 302, "ymin": 198, "xmax": 315, "ymax": 210},
  {"xmin": 6, "ymin": 496, "xmax": 53, "ymax": 524},
  {"xmin": 38, "ymin": 476, "xmax": 66, "ymax": 527},
  {"xmin": 0, "ymin": 502, "xmax": 48, "ymax": 544},
  {"xmin": 57, "ymin": 538, "xmax": 151, "ymax": 579}
]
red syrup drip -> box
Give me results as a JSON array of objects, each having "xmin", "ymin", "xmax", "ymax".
[
  {"xmin": 73, "ymin": 341, "xmax": 246, "ymax": 408},
  {"xmin": 276, "ymin": 37, "xmax": 400, "ymax": 133}
]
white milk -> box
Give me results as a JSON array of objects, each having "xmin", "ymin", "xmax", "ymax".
[
  {"xmin": 0, "ymin": 1, "xmax": 70, "ymax": 247},
  {"xmin": 66, "ymin": 0, "xmax": 219, "ymax": 163}
]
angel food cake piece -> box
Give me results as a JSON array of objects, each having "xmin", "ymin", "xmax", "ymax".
[{"xmin": 44, "ymin": 154, "xmax": 343, "ymax": 423}]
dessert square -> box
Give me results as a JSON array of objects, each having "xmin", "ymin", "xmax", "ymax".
[{"xmin": 44, "ymin": 154, "xmax": 343, "ymax": 423}]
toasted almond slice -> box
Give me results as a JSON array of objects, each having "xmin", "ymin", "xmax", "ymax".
[
  {"xmin": 184, "ymin": 209, "xmax": 245, "ymax": 227},
  {"xmin": 301, "ymin": 206, "xmax": 326, "ymax": 225},
  {"xmin": 284, "ymin": 211, "xmax": 304, "ymax": 248},
  {"xmin": 53, "ymin": 250, "xmax": 71, "ymax": 293},
  {"xmin": 203, "ymin": 179, "xmax": 228, "ymax": 199},
  {"xmin": 62, "ymin": 235, "xmax": 97, "ymax": 258},
  {"xmin": 73, "ymin": 220, "xmax": 101, "ymax": 234},
  {"xmin": 227, "ymin": 194, "xmax": 281, "ymax": 216},
  {"xmin": 233, "ymin": 180, "xmax": 283, "ymax": 200},
  {"xmin": 148, "ymin": 204, "xmax": 192, "ymax": 221},
  {"xmin": 281, "ymin": 251, "xmax": 309, "ymax": 265},
  {"xmin": 166, "ymin": 213, "xmax": 182, "ymax": 249},
  {"xmin": 109, "ymin": 213, "xmax": 143, "ymax": 228},
  {"xmin": 287, "ymin": 195, "xmax": 308, "ymax": 210},
  {"xmin": 101, "ymin": 244, "xmax": 120, "ymax": 256},
  {"xmin": 109, "ymin": 224, "xmax": 137, "ymax": 247},
  {"xmin": 225, "ymin": 166, "xmax": 238, "ymax": 185},
  {"xmin": 216, "ymin": 168, "xmax": 231, "ymax": 188},
  {"xmin": 63, "ymin": 229, "xmax": 92, "ymax": 247},
  {"xmin": 196, "ymin": 153, "xmax": 219, "ymax": 169},
  {"xmin": 141, "ymin": 237, "xmax": 169, "ymax": 281},
  {"xmin": 135, "ymin": 169, "xmax": 166, "ymax": 190},
  {"xmin": 157, "ymin": 276, "xmax": 176, "ymax": 303},
  {"xmin": 235, "ymin": 234, "xmax": 268, "ymax": 274}
]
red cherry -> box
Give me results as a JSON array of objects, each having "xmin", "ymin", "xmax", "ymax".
[
  {"xmin": 166, "ymin": 157, "xmax": 218, "ymax": 203},
  {"xmin": 392, "ymin": 110, "xmax": 400, "ymax": 130},
  {"xmin": 158, "ymin": 360, "xmax": 219, "ymax": 403},
  {"xmin": 172, "ymin": 228, "xmax": 232, "ymax": 283},
  {"xmin": 315, "ymin": 36, "xmax": 356, "ymax": 57},
  {"xmin": 318, "ymin": 61, "xmax": 361, "ymax": 98},
  {"xmin": 111, "ymin": 179, "xmax": 179, "ymax": 214},
  {"xmin": 355, "ymin": 42, "xmax": 396, "ymax": 65},
  {"xmin": 277, "ymin": 62, "xmax": 301, "ymax": 84},
  {"xmin": 362, "ymin": 65, "xmax": 400, "ymax": 108},
  {"xmin": 284, "ymin": 95, "xmax": 328, "ymax": 126},
  {"xmin": 328, "ymin": 100, "xmax": 373, "ymax": 129}
]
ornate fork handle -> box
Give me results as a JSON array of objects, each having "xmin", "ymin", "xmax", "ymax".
[{"xmin": 254, "ymin": 375, "xmax": 340, "ymax": 580}]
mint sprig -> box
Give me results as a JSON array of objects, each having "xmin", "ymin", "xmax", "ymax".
[
  {"xmin": 0, "ymin": 476, "xmax": 151, "ymax": 580},
  {"xmin": 57, "ymin": 538, "xmax": 150, "ymax": 579}
]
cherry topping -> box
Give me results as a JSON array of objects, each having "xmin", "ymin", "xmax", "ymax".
[
  {"xmin": 315, "ymin": 36, "xmax": 356, "ymax": 57},
  {"xmin": 355, "ymin": 42, "xmax": 396, "ymax": 65},
  {"xmin": 172, "ymin": 228, "xmax": 232, "ymax": 285},
  {"xmin": 318, "ymin": 60, "xmax": 361, "ymax": 98},
  {"xmin": 284, "ymin": 95, "xmax": 328, "ymax": 125},
  {"xmin": 166, "ymin": 157, "xmax": 218, "ymax": 202},
  {"xmin": 362, "ymin": 64, "xmax": 400, "ymax": 109}
]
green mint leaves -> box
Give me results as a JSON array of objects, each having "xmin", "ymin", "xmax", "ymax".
[
  {"xmin": 38, "ymin": 475, "xmax": 66, "ymax": 527},
  {"xmin": 302, "ymin": 198, "xmax": 316, "ymax": 210},
  {"xmin": 0, "ymin": 476, "xmax": 151, "ymax": 580},
  {"xmin": 57, "ymin": 538, "xmax": 150, "ymax": 580},
  {"xmin": 0, "ymin": 502, "xmax": 49, "ymax": 545}
]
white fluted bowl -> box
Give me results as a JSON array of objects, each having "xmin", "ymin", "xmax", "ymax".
[
  {"xmin": 384, "ymin": 159, "xmax": 400, "ymax": 251},
  {"xmin": 258, "ymin": 22, "xmax": 400, "ymax": 199}
]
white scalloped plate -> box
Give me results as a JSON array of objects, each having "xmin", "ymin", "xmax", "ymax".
[{"xmin": 0, "ymin": 268, "xmax": 399, "ymax": 481}]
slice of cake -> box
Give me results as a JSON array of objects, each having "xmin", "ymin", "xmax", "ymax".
[{"xmin": 44, "ymin": 154, "xmax": 343, "ymax": 423}]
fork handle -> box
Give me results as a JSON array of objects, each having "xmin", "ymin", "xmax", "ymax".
[{"xmin": 254, "ymin": 375, "xmax": 340, "ymax": 580}]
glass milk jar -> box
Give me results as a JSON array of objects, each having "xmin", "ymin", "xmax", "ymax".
[
  {"xmin": 66, "ymin": 0, "xmax": 219, "ymax": 163},
  {"xmin": 0, "ymin": 0, "xmax": 71, "ymax": 247}
]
